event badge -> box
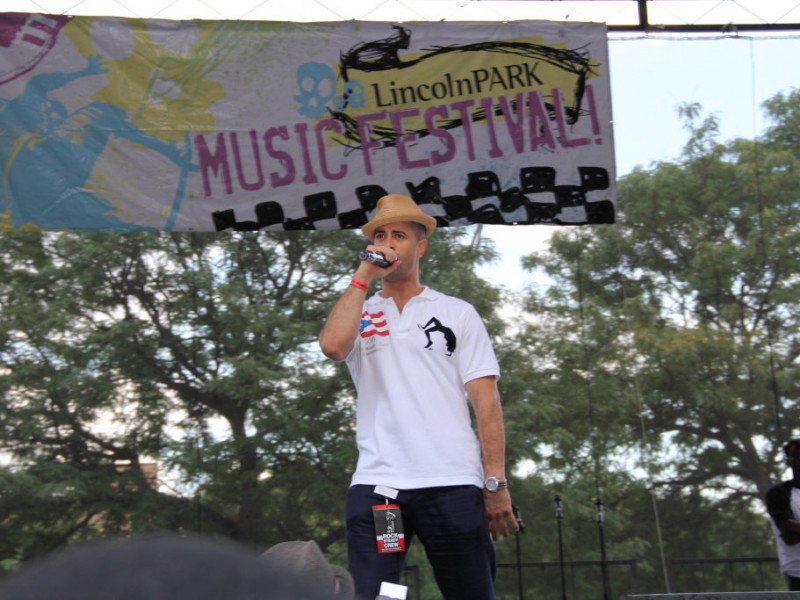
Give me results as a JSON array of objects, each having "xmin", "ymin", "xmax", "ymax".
[{"xmin": 372, "ymin": 503, "xmax": 406, "ymax": 554}]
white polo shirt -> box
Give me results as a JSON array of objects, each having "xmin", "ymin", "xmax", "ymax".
[{"xmin": 345, "ymin": 287, "xmax": 500, "ymax": 490}]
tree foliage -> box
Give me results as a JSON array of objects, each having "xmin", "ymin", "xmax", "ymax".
[
  {"xmin": 0, "ymin": 227, "xmax": 502, "ymax": 569},
  {"xmin": 503, "ymin": 91, "xmax": 800, "ymax": 591}
]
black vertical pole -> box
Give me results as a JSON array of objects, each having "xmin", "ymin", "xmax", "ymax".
[
  {"xmin": 595, "ymin": 498, "xmax": 610, "ymax": 600},
  {"xmin": 512, "ymin": 504, "xmax": 525, "ymax": 600},
  {"xmin": 515, "ymin": 527, "xmax": 524, "ymax": 600},
  {"xmin": 554, "ymin": 495, "xmax": 567, "ymax": 600}
]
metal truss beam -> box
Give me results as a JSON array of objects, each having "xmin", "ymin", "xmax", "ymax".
[{"xmin": 612, "ymin": 0, "xmax": 800, "ymax": 33}]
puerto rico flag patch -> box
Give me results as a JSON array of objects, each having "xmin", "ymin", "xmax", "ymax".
[{"xmin": 360, "ymin": 311, "xmax": 390, "ymax": 338}]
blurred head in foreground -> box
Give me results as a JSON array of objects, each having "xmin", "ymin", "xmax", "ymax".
[{"xmin": 0, "ymin": 534, "xmax": 338, "ymax": 600}]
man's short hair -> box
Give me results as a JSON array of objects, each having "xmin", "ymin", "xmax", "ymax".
[{"xmin": 411, "ymin": 221, "xmax": 428, "ymax": 240}]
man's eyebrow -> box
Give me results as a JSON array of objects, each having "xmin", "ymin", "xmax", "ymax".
[{"xmin": 376, "ymin": 227, "xmax": 409, "ymax": 236}]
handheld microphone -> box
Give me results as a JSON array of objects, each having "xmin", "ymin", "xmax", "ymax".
[
  {"xmin": 512, "ymin": 504, "xmax": 525, "ymax": 533},
  {"xmin": 358, "ymin": 250, "xmax": 392, "ymax": 268}
]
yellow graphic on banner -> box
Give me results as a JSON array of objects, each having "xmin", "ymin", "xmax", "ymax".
[
  {"xmin": 330, "ymin": 27, "xmax": 599, "ymax": 147},
  {"xmin": 65, "ymin": 17, "xmax": 229, "ymax": 142}
]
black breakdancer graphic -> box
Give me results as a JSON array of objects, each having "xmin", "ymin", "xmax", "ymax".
[{"xmin": 419, "ymin": 317, "xmax": 456, "ymax": 356}]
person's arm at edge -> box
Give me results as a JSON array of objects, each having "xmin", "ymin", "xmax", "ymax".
[
  {"xmin": 466, "ymin": 375, "xmax": 519, "ymax": 541},
  {"xmin": 780, "ymin": 519, "xmax": 800, "ymax": 545}
]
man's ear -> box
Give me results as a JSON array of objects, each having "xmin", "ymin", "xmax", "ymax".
[{"xmin": 417, "ymin": 238, "xmax": 428, "ymax": 259}]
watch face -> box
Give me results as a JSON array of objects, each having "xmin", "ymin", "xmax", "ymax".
[{"xmin": 485, "ymin": 477, "xmax": 498, "ymax": 491}]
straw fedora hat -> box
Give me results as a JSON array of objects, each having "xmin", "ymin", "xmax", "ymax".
[{"xmin": 361, "ymin": 194, "xmax": 437, "ymax": 241}]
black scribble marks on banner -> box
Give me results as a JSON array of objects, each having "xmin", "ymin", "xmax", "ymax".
[
  {"xmin": 330, "ymin": 26, "xmax": 597, "ymax": 149},
  {"xmin": 211, "ymin": 165, "xmax": 615, "ymax": 232},
  {"xmin": 210, "ymin": 26, "xmax": 613, "ymax": 232}
]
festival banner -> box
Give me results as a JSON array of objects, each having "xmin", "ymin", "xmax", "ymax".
[{"xmin": 0, "ymin": 13, "xmax": 616, "ymax": 232}]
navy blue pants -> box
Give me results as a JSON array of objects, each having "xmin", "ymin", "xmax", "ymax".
[
  {"xmin": 346, "ymin": 484, "xmax": 496, "ymax": 600},
  {"xmin": 789, "ymin": 574, "xmax": 800, "ymax": 591}
]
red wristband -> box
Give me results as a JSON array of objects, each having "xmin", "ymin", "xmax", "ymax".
[{"xmin": 350, "ymin": 278, "xmax": 369, "ymax": 292}]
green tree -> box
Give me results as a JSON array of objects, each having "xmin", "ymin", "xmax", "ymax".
[
  {"xmin": 505, "ymin": 91, "xmax": 800, "ymax": 592},
  {"xmin": 0, "ymin": 227, "xmax": 504, "ymax": 573}
]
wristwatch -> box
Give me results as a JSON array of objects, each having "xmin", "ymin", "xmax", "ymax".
[{"xmin": 484, "ymin": 477, "xmax": 508, "ymax": 493}]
